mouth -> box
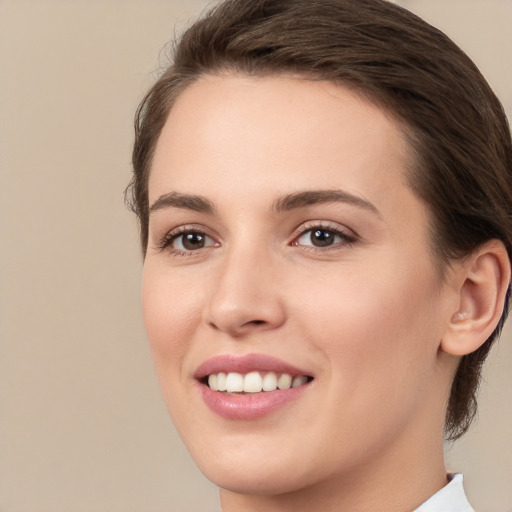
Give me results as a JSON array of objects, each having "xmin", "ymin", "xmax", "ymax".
[
  {"xmin": 202, "ymin": 371, "xmax": 314, "ymax": 394},
  {"xmin": 194, "ymin": 354, "xmax": 314, "ymax": 420}
]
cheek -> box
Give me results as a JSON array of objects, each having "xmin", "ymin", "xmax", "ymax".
[
  {"xmin": 141, "ymin": 263, "xmax": 209, "ymax": 435},
  {"xmin": 294, "ymin": 258, "xmax": 441, "ymax": 404},
  {"xmin": 141, "ymin": 263, "xmax": 202, "ymax": 375}
]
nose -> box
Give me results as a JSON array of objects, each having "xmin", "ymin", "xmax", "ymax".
[{"xmin": 204, "ymin": 245, "xmax": 286, "ymax": 338}]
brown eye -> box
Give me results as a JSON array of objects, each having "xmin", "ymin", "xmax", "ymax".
[
  {"xmin": 310, "ymin": 229, "xmax": 336, "ymax": 247},
  {"xmin": 172, "ymin": 231, "xmax": 215, "ymax": 251},
  {"xmin": 182, "ymin": 232, "xmax": 206, "ymax": 249},
  {"xmin": 296, "ymin": 228, "xmax": 343, "ymax": 247}
]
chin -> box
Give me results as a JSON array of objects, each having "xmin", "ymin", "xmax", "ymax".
[
  {"xmin": 185, "ymin": 429, "xmax": 351, "ymax": 500},
  {"xmin": 199, "ymin": 457, "xmax": 316, "ymax": 496}
]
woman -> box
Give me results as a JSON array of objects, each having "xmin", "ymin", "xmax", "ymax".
[{"xmin": 126, "ymin": 0, "xmax": 512, "ymax": 510}]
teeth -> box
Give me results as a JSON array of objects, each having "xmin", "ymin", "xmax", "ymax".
[
  {"xmin": 243, "ymin": 371, "xmax": 263, "ymax": 393},
  {"xmin": 217, "ymin": 372, "xmax": 227, "ymax": 391},
  {"xmin": 208, "ymin": 374, "xmax": 218, "ymax": 391},
  {"xmin": 292, "ymin": 375, "xmax": 308, "ymax": 388},
  {"xmin": 262, "ymin": 371, "xmax": 277, "ymax": 391},
  {"xmin": 277, "ymin": 373, "xmax": 292, "ymax": 390},
  {"xmin": 206, "ymin": 371, "xmax": 310, "ymax": 393},
  {"xmin": 226, "ymin": 372, "xmax": 244, "ymax": 393}
]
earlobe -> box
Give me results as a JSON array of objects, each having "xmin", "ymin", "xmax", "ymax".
[{"xmin": 441, "ymin": 240, "xmax": 511, "ymax": 357}]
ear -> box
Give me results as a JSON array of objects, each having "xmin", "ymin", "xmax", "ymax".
[{"xmin": 441, "ymin": 240, "xmax": 511, "ymax": 357}]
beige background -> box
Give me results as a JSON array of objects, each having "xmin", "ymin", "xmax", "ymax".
[{"xmin": 0, "ymin": 1, "xmax": 510, "ymax": 511}]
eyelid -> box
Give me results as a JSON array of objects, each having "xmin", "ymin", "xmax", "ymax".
[
  {"xmin": 290, "ymin": 220, "xmax": 358, "ymax": 248},
  {"xmin": 155, "ymin": 224, "xmax": 219, "ymax": 253},
  {"xmin": 153, "ymin": 220, "xmax": 358, "ymax": 255},
  {"xmin": 291, "ymin": 220, "xmax": 357, "ymax": 238}
]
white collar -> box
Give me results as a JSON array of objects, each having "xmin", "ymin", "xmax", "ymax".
[{"xmin": 413, "ymin": 474, "xmax": 474, "ymax": 512}]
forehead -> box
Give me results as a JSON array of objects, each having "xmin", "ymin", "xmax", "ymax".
[{"xmin": 149, "ymin": 74, "xmax": 422, "ymax": 224}]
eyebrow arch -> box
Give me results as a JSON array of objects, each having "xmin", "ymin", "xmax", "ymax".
[
  {"xmin": 149, "ymin": 191, "xmax": 215, "ymax": 214},
  {"xmin": 272, "ymin": 189, "xmax": 381, "ymax": 217}
]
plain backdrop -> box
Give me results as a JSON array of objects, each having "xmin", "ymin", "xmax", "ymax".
[{"xmin": 0, "ymin": 1, "xmax": 511, "ymax": 511}]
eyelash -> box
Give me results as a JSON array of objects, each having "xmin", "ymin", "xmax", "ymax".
[
  {"xmin": 156, "ymin": 225, "xmax": 218, "ymax": 257},
  {"xmin": 157, "ymin": 222, "xmax": 358, "ymax": 256},
  {"xmin": 291, "ymin": 222, "xmax": 358, "ymax": 251}
]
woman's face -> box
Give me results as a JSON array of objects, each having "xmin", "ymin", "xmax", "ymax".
[{"xmin": 142, "ymin": 75, "xmax": 457, "ymax": 495}]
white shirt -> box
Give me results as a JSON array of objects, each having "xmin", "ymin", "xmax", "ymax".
[{"xmin": 414, "ymin": 474, "xmax": 474, "ymax": 512}]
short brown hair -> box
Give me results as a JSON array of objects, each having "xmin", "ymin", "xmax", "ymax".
[{"xmin": 127, "ymin": 0, "xmax": 512, "ymax": 440}]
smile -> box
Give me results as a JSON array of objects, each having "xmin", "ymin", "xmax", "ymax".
[
  {"xmin": 195, "ymin": 354, "xmax": 314, "ymax": 420},
  {"xmin": 207, "ymin": 371, "xmax": 311, "ymax": 393}
]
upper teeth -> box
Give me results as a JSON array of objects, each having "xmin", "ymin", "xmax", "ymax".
[{"xmin": 207, "ymin": 371, "xmax": 308, "ymax": 393}]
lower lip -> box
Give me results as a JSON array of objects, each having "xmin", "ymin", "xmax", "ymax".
[{"xmin": 198, "ymin": 382, "xmax": 310, "ymax": 420}]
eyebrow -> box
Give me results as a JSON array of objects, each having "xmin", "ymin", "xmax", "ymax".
[
  {"xmin": 149, "ymin": 191, "xmax": 215, "ymax": 214},
  {"xmin": 272, "ymin": 189, "xmax": 381, "ymax": 217},
  {"xmin": 149, "ymin": 188, "xmax": 380, "ymax": 217}
]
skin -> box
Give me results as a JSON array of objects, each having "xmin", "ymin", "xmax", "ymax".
[{"xmin": 142, "ymin": 74, "xmax": 480, "ymax": 512}]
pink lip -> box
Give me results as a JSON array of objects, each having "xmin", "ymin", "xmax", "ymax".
[
  {"xmin": 194, "ymin": 353, "xmax": 313, "ymax": 421},
  {"xmin": 194, "ymin": 353, "xmax": 311, "ymax": 379}
]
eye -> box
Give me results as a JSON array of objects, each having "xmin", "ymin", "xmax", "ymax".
[
  {"xmin": 293, "ymin": 224, "xmax": 357, "ymax": 249},
  {"xmin": 171, "ymin": 231, "xmax": 216, "ymax": 252},
  {"xmin": 156, "ymin": 226, "xmax": 218, "ymax": 256}
]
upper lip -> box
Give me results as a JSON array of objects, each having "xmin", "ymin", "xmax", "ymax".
[{"xmin": 194, "ymin": 353, "xmax": 312, "ymax": 380}]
